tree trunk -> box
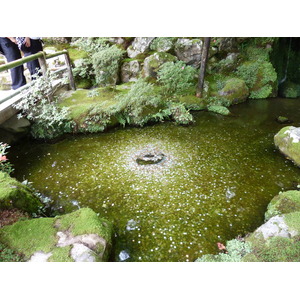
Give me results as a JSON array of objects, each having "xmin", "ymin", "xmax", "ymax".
[{"xmin": 196, "ymin": 37, "xmax": 211, "ymax": 98}]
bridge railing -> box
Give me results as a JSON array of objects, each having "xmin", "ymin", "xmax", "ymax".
[{"xmin": 0, "ymin": 49, "xmax": 76, "ymax": 104}]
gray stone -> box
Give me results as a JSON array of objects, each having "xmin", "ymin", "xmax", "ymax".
[
  {"xmin": 121, "ymin": 60, "xmax": 141, "ymax": 83},
  {"xmin": 174, "ymin": 39, "xmax": 203, "ymax": 67},
  {"xmin": 254, "ymin": 215, "xmax": 297, "ymax": 239},
  {"xmin": 29, "ymin": 251, "xmax": 52, "ymax": 262},
  {"xmin": 127, "ymin": 37, "xmax": 155, "ymax": 58},
  {"xmin": 70, "ymin": 243, "xmax": 96, "ymax": 262},
  {"xmin": 56, "ymin": 231, "xmax": 107, "ymax": 251}
]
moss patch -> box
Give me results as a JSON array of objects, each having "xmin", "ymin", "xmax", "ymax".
[
  {"xmin": 265, "ymin": 190, "xmax": 300, "ymax": 221},
  {"xmin": 0, "ymin": 217, "xmax": 56, "ymax": 258},
  {"xmin": 243, "ymin": 235, "xmax": 300, "ymax": 262}
]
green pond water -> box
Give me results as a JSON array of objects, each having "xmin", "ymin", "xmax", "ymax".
[{"xmin": 10, "ymin": 98, "xmax": 300, "ymax": 262}]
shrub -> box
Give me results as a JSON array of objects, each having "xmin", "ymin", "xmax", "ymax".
[
  {"xmin": 157, "ymin": 61, "xmax": 197, "ymax": 97},
  {"xmin": 92, "ymin": 45, "xmax": 125, "ymax": 86},
  {"xmin": 114, "ymin": 78, "xmax": 163, "ymax": 126},
  {"xmin": 236, "ymin": 61, "xmax": 277, "ymax": 99},
  {"xmin": 13, "ymin": 71, "xmax": 74, "ymax": 140}
]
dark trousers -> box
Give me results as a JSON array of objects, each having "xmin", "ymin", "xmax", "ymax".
[
  {"xmin": 0, "ymin": 37, "xmax": 26, "ymax": 90},
  {"xmin": 21, "ymin": 39, "xmax": 43, "ymax": 79}
]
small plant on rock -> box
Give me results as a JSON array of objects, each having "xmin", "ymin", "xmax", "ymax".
[{"xmin": 0, "ymin": 142, "xmax": 14, "ymax": 175}]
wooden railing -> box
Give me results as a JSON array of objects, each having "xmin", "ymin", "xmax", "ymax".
[{"xmin": 0, "ymin": 49, "xmax": 76, "ymax": 97}]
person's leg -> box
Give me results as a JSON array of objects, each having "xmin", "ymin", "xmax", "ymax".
[
  {"xmin": 0, "ymin": 38, "xmax": 26, "ymax": 89},
  {"xmin": 23, "ymin": 39, "xmax": 43, "ymax": 79}
]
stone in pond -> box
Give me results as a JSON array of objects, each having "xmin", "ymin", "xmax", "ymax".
[{"xmin": 136, "ymin": 152, "xmax": 165, "ymax": 165}]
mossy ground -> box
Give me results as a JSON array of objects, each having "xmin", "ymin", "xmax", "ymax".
[{"xmin": 0, "ymin": 207, "xmax": 112, "ymax": 261}]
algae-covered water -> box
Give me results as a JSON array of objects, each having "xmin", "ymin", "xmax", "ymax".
[{"xmin": 10, "ymin": 98, "xmax": 300, "ymax": 261}]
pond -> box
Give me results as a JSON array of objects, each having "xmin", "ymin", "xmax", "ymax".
[{"xmin": 10, "ymin": 98, "xmax": 300, "ymax": 261}]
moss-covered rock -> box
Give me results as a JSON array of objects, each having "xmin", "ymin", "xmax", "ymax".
[
  {"xmin": 0, "ymin": 172, "xmax": 41, "ymax": 214},
  {"xmin": 0, "ymin": 207, "xmax": 113, "ymax": 262},
  {"xmin": 142, "ymin": 52, "xmax": 177, "ymax": 79},
  {"xmin": 265, "ymin": 190, "xmax": 300, "ymax": 221},
  {"xmin": 218, "ymin": 78, "xmax": 249, "ymax": 105},
  {"xmin": 121, "ymin": 60, "xmax": 141, "ymax": 83},
  {"xmin": 279, "ymin": 80, "xmax": 300, "ymax": 98},
  {"xmin": 174, "ymin": 38, "xmax": 203, "ymax": 67},
  {"xmin": 207, "ymin": 105, "xmax": 230, "ymax": 116},
  {"xmin": 274, "ymin": 126, "xmax": 300, "ymax": 167},
  {"xmin": 242, "ymin": 211, "xmax": 300, "ymax": 262}
]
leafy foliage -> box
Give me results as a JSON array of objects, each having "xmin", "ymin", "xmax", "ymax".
[
  {"xmin": 13, "ymin": 71, "xmax": 74, "ymax": 140},
  {"xmin": 157, "ymin": 61, "xmax": 197, "ymax": 96},
  {"xmin": 196, "ymin": 239, "xmax": 252, "ymax": 262},
  {"xmin": 0, "ymin": 242, "xmax": 23, "ymax": 262},
  {"xmin": 71, "ymin": 37, "xmax": 110, "ymax": 54}
]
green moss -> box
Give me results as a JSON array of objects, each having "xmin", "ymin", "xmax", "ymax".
[
  {"xmin": 59, "ymin": 88, "xmax": 120, "ymax": 125},
  {"xmin": 48, "ymin": 246, "xmax": 73, "ymax": 262},
  {"xmin": 177, "ymin": 95, "xmax": 207, "ymax": 110},
  {"xmin": 265, "ymin": 190, "xmax": 300, "ymax": 221},
  {"xmin": 57, "ymin": 208, "xmax": 112, "ymax": 243},
  {"xmin": 68, "ymin": 47, "xmax": 88, "ymax": 62},
  {"xmin": 0, "ymin": 171, "xmax": 41, "ymax": 214},
  {"xmin": 284, "ymin": 211, "xmax": 300, "ymax": 233},
  {"xmin": 0, "ymin": 217, "xmax": 56, "ymax": 258},
  {"xmin": 243, "ymin": 236, "xmax": 300, "ymax": 262}
]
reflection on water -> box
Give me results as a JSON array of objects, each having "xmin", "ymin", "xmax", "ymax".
[{"xmin": 10, "ymin": 98, "xmax": 300, "ymax": 261}]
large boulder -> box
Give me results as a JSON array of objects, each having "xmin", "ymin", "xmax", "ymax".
[
  {"xmin": 274, "ymin": 126, "xmax": 300, "ymax": 166},
  {"xmin": 174, "ymin": 38, "xmax": 203, "ymax": 67},
  {"xmin": 121, "ymin": 60, "xmax": 141, "ymax": 83},
  {"xmin": 0, "ymin": 207, "xmax": 113, "ymax": 262},
  {"xmin": 127, "ymin": 37, "xmax": 155, "ymax": 58},
  {"xmin": 142, "ymin": 52, "xmax": 177, "ymax": 79},
  {"xmin": 279, "ymin": 80, "xmax": 300, "ymax": 98},
  {"xmin": 0, "ymin": 171, "xmax": 41, "ymax": 214}
]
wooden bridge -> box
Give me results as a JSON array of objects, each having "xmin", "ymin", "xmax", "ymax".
[{"xmin": 0, "ymin": 50, "xmax": 76, "ymax": 125}]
